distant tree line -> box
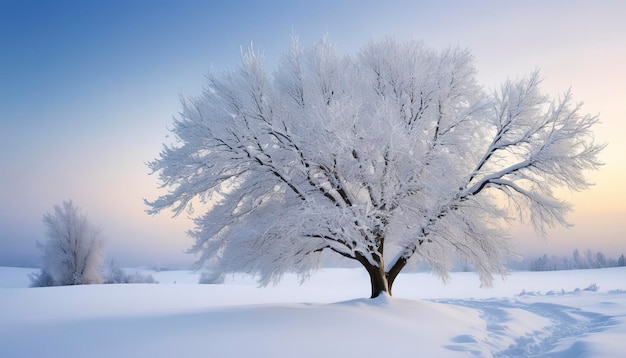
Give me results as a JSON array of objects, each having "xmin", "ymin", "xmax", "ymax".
[{"xmin": 512, "ymin": 249, "xmax": 626, "ymax": 271}]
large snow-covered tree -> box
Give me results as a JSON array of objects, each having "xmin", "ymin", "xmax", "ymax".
[
  {"xmin": 147, "ymin": 37, "xmax": 603, "ymax": 298},
  {"xmin": 31, "ymin": 200, "xmax": 105, "ymax": 286}
]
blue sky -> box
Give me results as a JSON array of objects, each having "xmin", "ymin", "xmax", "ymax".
[{"xmin": 1, "ymin": 1, "xmax": 625, "ymax": 267}]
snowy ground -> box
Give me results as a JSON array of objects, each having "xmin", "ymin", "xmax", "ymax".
[{"xmin": 1, "ymin": 266, "xmax": 625, "ymax": 357}]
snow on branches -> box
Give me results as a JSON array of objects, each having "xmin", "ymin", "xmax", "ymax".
[{"xmin": 147, "ymin": 36, "xmax": 604, "ymax": 297}]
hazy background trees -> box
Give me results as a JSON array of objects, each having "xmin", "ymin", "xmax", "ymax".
[
  {"xmin": 147, "ymin": 36, "xmax": 604, "ymax": 297},
  {"xmin": 30, "ymin": 200, "xmax": 105, "ymax": 286},
  {"xmin": 103, "ymin": 260, "xmax": 158, "ymax": 284},
  {"xmin": 520, "ymin": 249, "xmax": 626, "ymax": 271}
]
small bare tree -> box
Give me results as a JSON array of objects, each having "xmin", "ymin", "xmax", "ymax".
[{"xmin": 31, "ymin": 200, "xmax": 105, "ymax": 286}]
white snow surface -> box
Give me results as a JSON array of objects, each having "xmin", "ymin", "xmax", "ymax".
[{"xmin": 1, "ymin": 267, "xmax": 625, "ymax": 357}]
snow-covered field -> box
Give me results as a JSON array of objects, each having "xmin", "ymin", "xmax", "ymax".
[{"xmin": 1, "ymin": 266, "xmax": 625, "ymax": 357}]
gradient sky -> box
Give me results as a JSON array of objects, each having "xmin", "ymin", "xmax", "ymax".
[{"xmin": 1, "ymin": 0, "xmax": 624, "ymax": 267}]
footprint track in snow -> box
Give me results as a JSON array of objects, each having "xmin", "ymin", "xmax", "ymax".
[{"xmin": 436, "ymin": 297, "xmax": 618, "ymax": 357}]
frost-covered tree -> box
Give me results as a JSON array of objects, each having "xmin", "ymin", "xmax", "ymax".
[
  {"xmin": 103, "ymin": 260, "xmax": 158, "ymax": 284},
  {"xmin": 147, "ymin": 36, "xmax": 604, "ymax": 298},
  {"xmin": 103, "ymin": 259, "xmax": 127, "ymax": 284},
  {"xmin": 596, "ymin": 252, "xmax": 607, "ymax": 268},
  {"xmin": 31, "ymin": 200, "xmax": 105, "ymax": 286},
  {"xmin": 573, "ymin": 249, "xmax": 582, "ymax": 267}
]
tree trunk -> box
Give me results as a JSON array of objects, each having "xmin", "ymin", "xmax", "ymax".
[
  {"xmin": 365, "ymin": 261, "xmax": 390, "ymax": 298},
  {"xmin": 386, "ymin": 255, "xmax": 408, "ymax": 296},
  {"xmin": 357, "ymin": 252, "xmax": 391, "ymax": 298}
]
